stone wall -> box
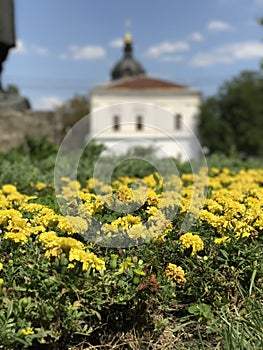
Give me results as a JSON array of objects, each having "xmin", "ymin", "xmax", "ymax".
[{"xmin": 0, "ymin": 109, "xmax": 63, "ymax": 152}]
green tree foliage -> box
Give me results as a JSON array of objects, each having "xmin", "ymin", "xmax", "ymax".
[
  {"xmin": 57, "ymin": 94, "xmax": 90, "ymax": 134},
  {"xmin": 199, "ymin": 70, "xmax": 263, "ymax": 157}
]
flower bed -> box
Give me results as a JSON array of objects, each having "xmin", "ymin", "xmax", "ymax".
[{"xmin": 1, "ymin": 168, "xmax": 263, "ymax": 349}]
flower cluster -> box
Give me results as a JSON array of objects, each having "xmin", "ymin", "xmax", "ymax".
[
  {"xmin": 164, "ymin": 263, "xmax": 186, "ymax": 283},
  {"xmin": 179, "ymin": 232, "xmax": 204, "ymax": 256},
  {"xmin": 200, "ymin": 168, "xmax": 263, "ymax": 242}
]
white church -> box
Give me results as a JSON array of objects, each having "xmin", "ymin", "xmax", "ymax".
[{"xmin": 89, "ymin": 33, "xmax": 201, "ymax": 161}]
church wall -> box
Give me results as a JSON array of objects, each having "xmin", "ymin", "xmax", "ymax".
[
  {"xmin": 89, "ymin": 90, "xmax": 201, "ymax": 160},
  {"xmin": 90, "ymin": 91, "xmax": 200, "ymax": 134}
]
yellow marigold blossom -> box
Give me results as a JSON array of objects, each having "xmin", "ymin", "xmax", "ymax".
[
  {"xmin": 80, "ymin": 192, "xmax": 104, "ymax": 215},
  {"xmin": 2, "ymin": 184, "xmax": 17, "ymax": 194},
  {"xmin": 60, "ymin": 237, "xmax": 85, "ymax": 251},
  {"xmin": 146, "ymin": 210, "xmax": 172, "ymax": 240},
  {"xmin": 0, "ymin": 194, "xmax": 10, "ymax": 209},
  {"xmin": 0, "ymin": 278, "xmax": 4, "ymax": 284},
  {"xmin": 39, "ymin": 232, "xmax": 84, "ymax": 252},
  {"xmin": 205, "ymin": 199, "xmax": 223, "ymax": 214},
  {"xmin": 208, "ymin": 177, "xmax": 222, "ymax": 189},
  {"xmin": 181, "ymin": 173, "xmax": 194, "ymax": 183},
  {"xmin": 67, "ymin": 263, "xmax": 75, "ymax": 269},
  {"xmin": 102, "ymin": 223, "xmax": 119, "ymax": 236},
  {"xmin": 21, "ymin": 327, "xmax": 34, "ymax": 336},
  {"xmin": 0, "ymin": 262, "xmax": 3, "ymax": 270},
  {"xmin": 57, "ymin": 216, "xmax": 74, "ymax": 234},
  {"xmin": 111, "ymin": 214, "xmax": 142, "ymax": 230},
  {"xmin": 36, "ymin": 182, "xmax": 47, "ymax": 190},
  {"xmin": 0, "ymin": 209, "xmax": 22, "ymax": 226},
  {"xmin": 199, "ymin": 210, "xmax": 221, "ymax": 228},
  {"xmin": 146, "ymin": 206, "xmax": 159, "ymax": 216},
  {"xmin": 116, "ymin": 185, "xmax": 133, "ymax": 202},
  {"xmin": 179, "ymin": 232, "xmax": 204, "ymax": 256},
  {"xmin": 158, "ymin": 191, "xmax": 181, "ymax": 210},
  {"xmin": 19, "ymin": 203, "xmax": 44, "ymax": 213},
  {"xmin": 255, "ymin": 218, "xmax": 263, "ymax": 230},
  {"xmin": 61, "ymin": 177, "xmax": 71, "ymax": 183},
  {"xmin": 86, "ymin": 177, "xmax": 105, "ymax": 192},
  {"xmin": 64, "ymin": 215, "xmax": 89, "ymax": 234},
  {"xmin": 214, "ymin": 236, "xmax": 230, "ymax": 244},
  {"xmin": 4, "ymin": 231, "xmax": 29, "ymax": 244},
  {"xmin": 164, "ymin": 263, "xmax": 186, "ymax": 283},
  {"xmin": 35, "ymin": 208, "xmax": 58, "ymax": 228},
  {"xmin": 143, "ymin": 172, "xmax": 162, "ymax": 189},
  {"xmin": 131, "ymin": 186, "xmax": 148, "ymax": 206},
  {"xmin": 128, "ymin": 224, "xmax": 148, "ymax": 240},
  {"xmin": 69, "ymin": 248, "xmax": 105, "ymax": 271},
  {"xmin": 38, "ymin": 231, "xmax": 58, "ymax": 245},
  {"xmin": 210, "ymin": 167, "xmax": 220, "ymax": 175},
  {"xmin": 29, "ymin": 225, "xmax": 46, "ymax": 235},
  {"xmin": 6, "ymin": 192, "xmax": 26, "ymax": 205},
  {"xmin": 146, "ymin": 189, "xmax": 159, "ymax": 206}
]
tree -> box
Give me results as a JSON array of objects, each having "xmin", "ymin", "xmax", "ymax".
[
  {"xmin": 56, "ymin": 94, "xmax": 90, "ymax": 135},
  {"xmin": 198, "ymin": 70, "xmax": 263, "ymax": 157}
]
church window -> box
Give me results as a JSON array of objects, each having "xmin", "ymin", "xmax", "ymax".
[
  {"xmin": 136, "ymin": 115, "xmax": 143, "ymax": 130},
  {"xmin": 113, "ymin": 115, "xmax": 120, "ymax": 131},
  {"xmin": 175, "ymin": 114, "xmax": 182, "ymax": 130}
]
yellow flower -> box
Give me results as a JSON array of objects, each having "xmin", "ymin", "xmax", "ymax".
[
  {"xmin": 2, "ymin": 184, "xmax": 17, "ymax": 194},
  {"xmin": 210, "ymin": 167, "xmax": 220, "ymax": 175},
  {"xmin": 67, "ymin": 263, "xmax": 75, "ymax": 269},
  {"xmin": 36, "ymin": 182, "xmax": 47, "ymax": 191},
  {"xmin": 134, "ymin": 269, "xmax": 146, "ymax": 276},
  {"xmin": 214, "ymin": 236, "xmax": 230, "ymax": 244},
  {"xmin": 0, "ymin": 262, "xmax": 2, "ymax": 271},
  {"xmin": 4, "ymin": 231, "xmax": 29, "ymax": 244},
  {"xmin": 164, "ymin": 263, "xmax": 186, "ymax": 283},
  {"xmin": 116, "ymin": 185, "xmax": 133, "ymax": 202},
  {"xmin": 69, "ymin": 248, "xmax": 106, "ymax": 271},
  {"xmin": 179, "ymin": 232, "xmax": 204, "ymax": 256},
  {"xmin": 118, "ymin": 258, "xmax": 135, "ymax": 273},
  {"xmin": 62, "ymin": 215, "xmax": 89, "ymax": 234},
  {"xmin": 21, "ymin": 327, "xmax": 34, "ymax": 336},
  {"xmin": 0, "ymin": 278, "xmax": 4, "ymax": 284}
]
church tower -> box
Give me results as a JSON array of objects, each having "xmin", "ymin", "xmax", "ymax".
[{"xmin": 111, "ymin": 33, "xmax": 146, "ymax": 80}]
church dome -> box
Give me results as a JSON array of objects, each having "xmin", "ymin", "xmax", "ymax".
[{"xmin": 111, "ymin": 33, "xmax": 146, "ymax": 81}]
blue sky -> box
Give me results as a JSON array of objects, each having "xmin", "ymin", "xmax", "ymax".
[{"xmin": 3, "ymin": 0, "xmax": 263, "ymax": 109}]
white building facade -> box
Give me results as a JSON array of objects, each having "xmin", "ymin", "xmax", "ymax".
[{"xmin": 89, "ymin": 35, "xmax": 201, "ymax": 161}]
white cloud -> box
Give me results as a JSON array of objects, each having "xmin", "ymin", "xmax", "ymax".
[
  {"xmin": 34, "ymin": 96, "xmax": 63, "ymax": 110},
  {"xmin": 13, "ymin": 39, "xmax": 28, "ymax": 54},
  {"xmin": 31, "ymin": 44, "xmax": 49, "ymax": 56},
  {"xmin": 190, "ymin": 41, "xmax": 263, "ymax": 67},
  {"xmin": 161, "ymin": 55, "xmax": 184, "ymax": 62},
  {"xmin": 145, "ymin": 41, "xmax": 189, "ymax": 58},
  {"xmin": 109, "ymin": 38, "xmax": 123, "ymax": 48},
  {"xmin": 207, "ymin": 20, "xmax": 234, "ymax": 31},
  {"xmin": 68, "ymin": 45, "xmax": 106, "ymax": 60},
  {"xmin": 13, "ymin": 40, "xmax": 49, "ymax": 56},
  {"xmin": 190, "ymin": 32, "xmax": 204, "ymax": 42}
]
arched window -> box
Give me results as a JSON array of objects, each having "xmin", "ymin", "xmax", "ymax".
[
  {"xmin": 175, "ymin": 114, "xmax": 182, "ymax": 130},
  {"xmin": 113, "ymin": 115, "xmax": 120, "ymax": 131},
  {"xmin": 136, "ymin": 115, "xmax": 143, "ymax": 130}
]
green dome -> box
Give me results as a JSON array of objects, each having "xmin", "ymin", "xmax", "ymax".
[{"xmin": 111, "ymin": 34, "xmax": 146, "ymax": 81}]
